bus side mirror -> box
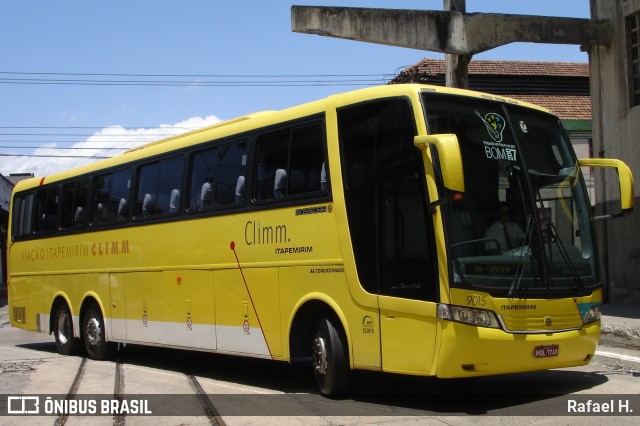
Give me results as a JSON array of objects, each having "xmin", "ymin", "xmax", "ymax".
[
  {"xmin": 414, "ymin": 134, "xmax": 465, "ymax": 194},
  {"xmin": 578, "ymin": 158, "xmax": 634, "ymax": 217}
]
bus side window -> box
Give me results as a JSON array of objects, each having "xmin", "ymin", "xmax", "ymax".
[
  {"xmin": 289, "ymin": 123, "xmax": 326, "ymax": 195},
  {"xmin": 157, "ymin": 156, "xmax": 184, "ymax": 214},
  {"xmin": 137, "ymin": 163, "xmax": 159, "ymax": 218},
  {"xmin": 138, "ymin": 156, "xmax": 184, "ymax": 218},
  {"xmin": 62, "ymin": 179, "xmax": 88, "ymax": 229},
  {"xmin": 11, "ymin": 192, "xmax": 34, "ymax": 237},
  {"xmin": 253, "ymin": 123, "xmax": 326, "ymax": 201},
  {"xmin": 35, "ymin": 187, "xmax": 59, "ymax": 233},
  {"xmin": 188, "ymin": 140, "xmax": 247, "ymax": 211},
  {"xmin": 255, "ymin": 129, "xmax": 289, "ymax": 201},
  {"xmin": 93, "ymin": 169, "xmax": 131, "ymax": 225},
  {"xmin": 93, "ymin": 174, "xmax": 111, "ymax": 224},
  {"xmin": 189, "ymin": 149, "xmax": 216, "ymax": 211},
  {"xmin": 215, "ymin": 141, "xmax": 247, "ymax": 205},
  {"xmin": 110, "ymin": 169, "xmax": 132, "ymax": 222}
]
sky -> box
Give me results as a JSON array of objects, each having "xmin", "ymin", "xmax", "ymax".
[{"xmin": 0, "ymin": 0, "xmax": 591, "ymax": 177}]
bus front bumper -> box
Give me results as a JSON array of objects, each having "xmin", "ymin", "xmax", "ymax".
[{"xmin": 435, "ymin": 320, "xmax": 600, "ymax": 378}]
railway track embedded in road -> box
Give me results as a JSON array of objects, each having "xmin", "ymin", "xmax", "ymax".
[{"xmin": 53, "ymin": 350, "xmax": 227, "ymax": 426}]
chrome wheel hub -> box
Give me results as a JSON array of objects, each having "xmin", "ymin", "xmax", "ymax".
[
  {"xmin": 85, "ymin": 318, "xmax": 102, "ymax": 347},
  {"xmin": 312, "ymin": 334, "xmax": 328, "ymax": 375},
  {"xmin": 57, "ymin": 312, "xmax": 70, "ymax": 344}
]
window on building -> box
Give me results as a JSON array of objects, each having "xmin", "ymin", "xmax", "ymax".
[{"xmin": 627, "ymin": 11, "xmax": 640, "ymax": 107}]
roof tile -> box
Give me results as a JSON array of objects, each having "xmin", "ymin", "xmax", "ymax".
[
  {"xmin": 507, "ymin": 94, "xmax": 591, "ymax": 120},
  {"xmin": 393, "ymin": 59, "xmax": 591, "ymax": 120},
  {"xmin": 402, "ymin": 59, "xmax": 589, "ymax": 77}
]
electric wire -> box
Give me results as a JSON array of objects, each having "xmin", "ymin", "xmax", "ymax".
[
  {"xmin": 0, "ymin": 153, "xmax": 111, "ymax": 159},
  {"xmin": 0, "ymin": 70, "xmax": 394, "ymax": 87},
  {"xmin": 0, "ymin": 126, "xmax": 193, "ymax": 158},
  {"xmin": 0, "ymin": 145, "xmax": 124, "ymax": 150},
  {"xmin": 0, "ymin": 71, "xmax": 395, "ymax": 160}
]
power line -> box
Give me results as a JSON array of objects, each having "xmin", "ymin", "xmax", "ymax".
[
  {"xmin": 0, "ymin": 145, "xmax": 126, "ymax": 150},
  {"xmin": 0, "ymin": 79, "xmax": 382, "ymax": 87},
  {"xmin": 0, "ymin": 153, "xmax": 110, "ymax": 159},
  {"xmin": 0, "ymin": 70, "xmax": 393, "ymax": 87},
  {"xmin": 0, "ymin": 126, "xmax": 197, "ymax": 130},
  {"xmin": 0, "ymin": 140, "xmax": 162, "ymax": 144},
  {"xmin": 0, "ymin": 71, "xmax": 394, "ymax": 78},
  {"xmin": 0, "ymin": 71, "xmax": 392, "ymax": 160},
  {"xmin": 0, "ymin": 141, "xmax": 158, "ymax": 149},
  {"xmin": 0, "ymin": 132, "xmax": 179, "ymax": 137}
]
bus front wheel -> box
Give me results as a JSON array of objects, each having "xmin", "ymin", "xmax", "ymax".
[
  {"xmin": 312, "ymin": 316, "xmax": 351, "ymax": 396},
  {"xmin": 53, "ymin": 304, "xmax": 79, "ymax": 355},
  {"xmin": 82, "ymin": 303, "xmax": 113, "ymax": 360}
]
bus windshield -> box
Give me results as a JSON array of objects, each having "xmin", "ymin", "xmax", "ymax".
[{"xmin": 423, "ymin": 93, "xmax": 597, "ymax": 296}]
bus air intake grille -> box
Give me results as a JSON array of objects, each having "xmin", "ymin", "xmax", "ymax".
[
  {"xmin": 13, "ymin": 307, "xmax": 26, "ymax": 325},
  {"xmin": 500, "ymin": 312, "xmax": 581, "ymax": 333}
]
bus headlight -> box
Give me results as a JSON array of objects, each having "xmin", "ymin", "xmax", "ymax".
[
  {"xmin": 582, "ymin": 304, "xmax": 601, "ymax": 325},
  {"xmin": 438, "ymin": 304, "xmax": 501, "ymax": 329}
]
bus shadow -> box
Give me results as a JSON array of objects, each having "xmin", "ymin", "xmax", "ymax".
[
  {"xmin": 16, "ymin": 341, "xmax": 57, "ymax": 353},
  {"xmin": 16, "ymin": 341, "xmax": 610, "ymax": 415},
  {"xmin": 347, "ymin": 368, "xmax": 610, "ymax": 415}
]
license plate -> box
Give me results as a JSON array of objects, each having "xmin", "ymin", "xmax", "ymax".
[{"xmin": 534, "ymin": 344, "xmax": 559, "ymax": 358}]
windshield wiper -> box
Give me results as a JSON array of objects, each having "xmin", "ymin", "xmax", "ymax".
[
  {"xmin": 534, "ymin": 188, "xmax": 586, "ymax": 295},
  {"xmin": 508, "ymin": 214, "xmax": 534, "ymax": 296},
  {"xmin": 542, "ymin": 215, "xmax": 586, "ymax": 294},
  {"xmin": 506, "ymin": 163, "xmax": 535, "ymax": 297}
]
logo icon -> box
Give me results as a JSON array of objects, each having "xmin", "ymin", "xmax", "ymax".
[
  {"xmin": 362, "ymin": 315, "xmax": 375, "ymax": 334},
  {"xmin": 544, "ymin": 316, "xmax": 553, "ymax": 328},
  {"xmin": 476, "ymin": 110, "xmax": 506, "ymax": 143},
  {"xmin": 7, "ymin": 396, "xmax": 40, "ymax": 414}
]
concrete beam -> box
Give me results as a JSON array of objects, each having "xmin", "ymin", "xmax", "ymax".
[{"xmin": 291, "ymin": 6, "xmax": 611, "ymax": 55}]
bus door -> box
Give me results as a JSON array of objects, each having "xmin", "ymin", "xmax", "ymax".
[{"xmin": 376, "ymin": 163, "xmax": 439, "ymax": 375}]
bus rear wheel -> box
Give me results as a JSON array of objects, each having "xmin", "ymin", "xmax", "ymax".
[
  {"xmin": 312, "ymin": 316, "xmax": 351, "ymax": 396},
  {"xmin": 53, "ymin": 304, "xmax": 79, "ymax": 355},
  {"xmin": 82, "ymin": 303, "xmax": 114, "ymax": 360}
]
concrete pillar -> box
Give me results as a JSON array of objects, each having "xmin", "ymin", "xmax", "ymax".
[{"xmin": 444, "ymin": 0, "xmax": 470, "ymax": 88}]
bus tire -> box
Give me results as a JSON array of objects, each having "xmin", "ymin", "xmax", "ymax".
[
  {"xmin": 312, "ymin": 316, "xmax": 351, "ymax": 396},
  {"xmin": 82, "ymin": 303, "xmax": 113, "ymax": 360},
  {"xmin": 53, "ymin": 303, "xmax": 79, "ymax": 355}
]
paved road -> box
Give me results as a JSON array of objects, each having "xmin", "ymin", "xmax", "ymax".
[{"xmin": 0, "ymin": 302, "xmax": 639, "ymax": 425}]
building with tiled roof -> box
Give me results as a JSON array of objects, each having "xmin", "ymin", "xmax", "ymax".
[{"xmin": 390, "ymin": 59, "xmax": 591, "ymax": 129}]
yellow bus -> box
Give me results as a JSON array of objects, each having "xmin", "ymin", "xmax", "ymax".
[{"xmin": 8, "ymin": 84, "xmax": 634, "ymax": 395}]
